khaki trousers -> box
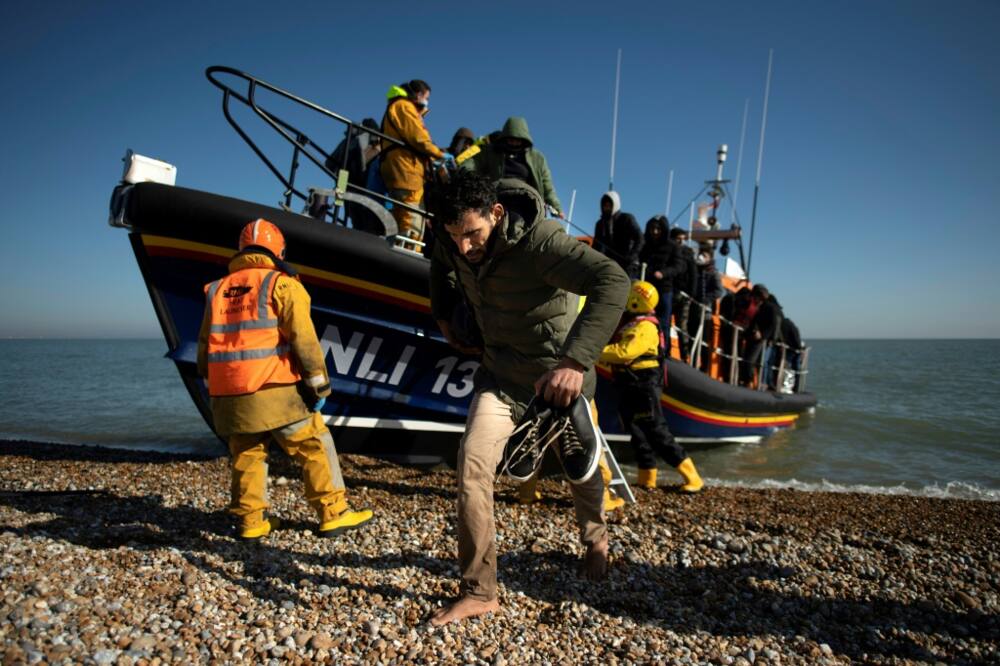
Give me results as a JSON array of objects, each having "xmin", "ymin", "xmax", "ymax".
[
  {"xmin": 228, "ymin": 412, "xmax": 349, "ymax": 530},
  {"xmin": 456, "ymin": 391, "xmax": 607, "ymax": 601}
]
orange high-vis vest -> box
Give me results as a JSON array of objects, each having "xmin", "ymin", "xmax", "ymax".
[{"xmin": 204, "ymin": 268, "xmax": 301, "ymax": 396}]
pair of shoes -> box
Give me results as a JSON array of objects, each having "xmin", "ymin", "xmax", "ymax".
[
  {"xmin": 239, "ymin": 515, "xmax": 281, "ymax": 541},
  {"xmin": 498, "ymin": 395, "xmax": 602, "ymax": 485},
  {"xmin": 318, "ymin": 509, "xmax": 374, "ymax": 538}
]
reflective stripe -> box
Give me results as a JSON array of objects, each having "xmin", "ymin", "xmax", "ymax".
[
  {"xmin": 306, "ymin": 373, "xmax": 328, "ymax": 387},
  {"xmin": 207, "ymin": 345, "xmax": 290, "ymax": 363},
  {"xmin": 209, "ymin": 318, "xmax": 279, "ymax": 334},
  {"xmin": 258, "ymin": 271, "xmax": 277, "ymax": 319},
  {"xmin": 206, "ymin": 279, "xmax": 221, "ymax": 303}
]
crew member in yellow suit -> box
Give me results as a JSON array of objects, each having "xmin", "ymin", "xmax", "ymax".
[
  {"xmin": 600, "ymin": 280, "xmax": 704, "ymax": 492},
  {"xmin": 197, "ymin": 218, "xmax": 373, "ymax": 539}
]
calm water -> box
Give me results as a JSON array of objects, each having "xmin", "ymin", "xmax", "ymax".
[{"xmin": 1, "ymin": 339, "xmax": 997, "ymax": 500}]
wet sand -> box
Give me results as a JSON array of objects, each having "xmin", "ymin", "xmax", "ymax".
[{"xmin": 1, "ymin": 440, "xmax": 997, "ymax": 665}]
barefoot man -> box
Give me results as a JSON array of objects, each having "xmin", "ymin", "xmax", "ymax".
[{"xmin": 427, "ymin": 173, "xmax": 629, "ymax": 624}]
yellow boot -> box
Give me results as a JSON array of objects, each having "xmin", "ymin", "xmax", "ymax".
[
  {"xmin": 318, "ymin": 509, "xmax": 373, "ymax": 538},
  {"xmin": 603, "ymin": 488, "xmax": 626, "ymax": 512},
  {"xmin": 637, "ymin": 468, "xmax": 658, "ymax": 489},
  {"xmin": 676, "ymin": 457, "xmax": 704, "ymax": 493},
  {"xmin": 240, "ymin": 515, "xmax": 280, "ymax": 541},
  {"xmin": 518, "ymin": 477, "xmax": 542, "ymax": 505}
]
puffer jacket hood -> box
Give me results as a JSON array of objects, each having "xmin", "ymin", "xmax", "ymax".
[
  {"xmin": 493, "ymin": 177, "xmax": 546, "ymax": 249},
  {"xmin": 601, "ymin": 191, "xmax": 621, "ymax": 216},
  {"xmin": 499, "ymin": 116, "xmax": 534, "ymax": 147}
]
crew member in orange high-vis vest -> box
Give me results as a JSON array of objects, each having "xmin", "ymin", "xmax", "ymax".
[
  {"xmin": 599, "ymin": 280, "xmax": 704, "ymax": 493},
  {"xmin": 197, "ymin": 218, "xmax": 373, "ymax": 540}
]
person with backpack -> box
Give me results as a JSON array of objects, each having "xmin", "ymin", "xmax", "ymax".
[
  {"xmin": 599, "ymin": 280, "xmax": 703, "ymax": 493},
  {"xmin": 379, "ymin": 80, "xmax": 445, "ymax": 243}
]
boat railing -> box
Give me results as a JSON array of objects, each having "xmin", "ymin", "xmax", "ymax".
[
  {"xmin": 204, "ymin": 66, "xmax": 431, "ymax": 249},
  {"xmin": 671, "ymin": 291, "xmax": 810, "ymax": 393}
]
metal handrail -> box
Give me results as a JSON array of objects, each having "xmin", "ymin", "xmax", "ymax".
[
  {"xmin": 670, "ymin": 290, "xmax": 809, "ymax": 392},
  {"xmin": 204, "ymin": 66, "xmax": 430, "ymax": 227}
]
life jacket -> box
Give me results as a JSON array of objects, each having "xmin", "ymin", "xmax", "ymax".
[
  {"xmin": 609, "ymin": 315, "xmax": 669, "ymax": 385},
  {"xmin": 204, "ymin": 268, "xmax": 301, "ymax": 396}
]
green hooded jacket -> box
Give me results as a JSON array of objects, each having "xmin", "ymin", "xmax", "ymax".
[
  {"xmin": 430, "ymin": 179, "xmax": 629, "ymax": 414},
  {"xmin": 460, "ymin": 117, "xmax": 562, "ymax": 215}
]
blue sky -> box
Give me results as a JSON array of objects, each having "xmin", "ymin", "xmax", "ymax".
[{"xmin": 0, "ymin": 1, "xmax": 997, "ymax": 338}]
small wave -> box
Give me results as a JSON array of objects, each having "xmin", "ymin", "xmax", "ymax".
[{"xmin": 712, "ymin": 477, "xmax": 1000, "ymax": 502}]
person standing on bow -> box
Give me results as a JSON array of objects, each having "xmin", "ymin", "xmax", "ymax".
[
  {"xmin": 599, "ymin": 280, "xmax": 704, "ymax": 493},
  {"xmin": 593, "ymin": 191, "xmax": 643, "ymax": 278},
  {"xmin": 379, "ymin": 79, "xmax": 445, "ymax": 243},
  {"xmin": 638, "ymin": 215, "xmax": 686, "ymax": 355},
  {"xmin": 427, "ymin": 172, "xmax": 629, "ymax": 625},
  {"xmin": 460, "ymin": 116, "xmax": 563, "ymax": 218},
  {"xmin": 197, "ymin": 219, "xmax": 373, "ymax": 541}
]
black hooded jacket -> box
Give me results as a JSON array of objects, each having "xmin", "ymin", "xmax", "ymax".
[{"xmin": 638, "ymin": 216, "xmax": 686, "ymax": 297}]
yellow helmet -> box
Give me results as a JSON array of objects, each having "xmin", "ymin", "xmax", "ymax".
[{"xmin": 627, "ymin": 280, "xmax": 659, "ymax": 314}]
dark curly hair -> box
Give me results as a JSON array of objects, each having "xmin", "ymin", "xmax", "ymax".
[{"xmin": 426, "ymin": 171, "xmax": 498, "ymax": 226}]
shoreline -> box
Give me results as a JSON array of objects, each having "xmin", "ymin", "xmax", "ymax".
[{"xmin": 1, "ymin": 440, "xmax": 997, "ymax": 664}]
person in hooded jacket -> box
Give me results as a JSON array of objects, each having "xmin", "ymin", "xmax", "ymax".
[
  {"xmin": 670, "ymin": 228, "xmax": 697, "ymax": 361},
  {"xmin": 379, "ymin": 80, "xmax": 445, "ymax": 242},
  {"xmin": 460, "ymin": 116, "xmax": 563, "ymax": 217},
  {"xmin": 593, "ymin": 192, "xmax": 643, "ymax": 278},
  {"xmin": 638, "ymin": 215, "xmax": 686, "ymax": 353},
  {"xmin": 427, "ymin": 171, "xmax": 629, "ymax": 625},
  {"xmin": 323, "ymin": 117, "xmax": 383, "ymax": 233},
  {"xmin": 197, "ymin": 219, "xmax": 373, "ymax": 541}
]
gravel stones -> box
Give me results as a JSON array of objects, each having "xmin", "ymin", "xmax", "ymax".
[{"xmin": 1, "ymin": 440, "xmax": 998, "ymax": 665}]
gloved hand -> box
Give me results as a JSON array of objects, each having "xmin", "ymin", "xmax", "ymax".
[
  {"xmin": 312, "ymin": 397, "xmax": 326, "ymax": 413},
  {"xmin": 443, "ymin": 152, "xmax": 456, "ymax": 163}
]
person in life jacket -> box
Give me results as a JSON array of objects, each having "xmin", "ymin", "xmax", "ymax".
[
  {"xmin": 196, "ymin": 219, "xmax": 373, "ymax": 540},
  {"xmin": 599, "ymin": 280, "xmax": 704, "ymax": 493},
  {"xmin": 379, "ymin": 80, "xmax": 445, "ymax": 243}
]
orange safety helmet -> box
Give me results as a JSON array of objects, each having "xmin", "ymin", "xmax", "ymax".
[{"xmin": 238, "ymin": 218, "xmax": 286, "ymax": 258}]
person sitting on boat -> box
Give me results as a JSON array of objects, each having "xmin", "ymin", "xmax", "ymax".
[
  {"xmin": 197, "ymin": 219, "xmax": 373, "ymax": 541},
  {"xmin": 740, "ymin": 284, "xmax": 784, "ymax": 388},
  {"xmin": 426, "ymin": 171, "xmax": 629, "ymax": 625},
  {"xmin": 670, "ymin": 227, "xmax": 697, "ymax": 361},
  {"xmin": 447, "ymin": 127, "xmax": 476, "ymax": 161},
  {"xmin": 323, "ymin": 117, "xmax": 382, "ymax": 233},
  {"xmin": 687, "ymin": 244, "xmax": 724, "ymax": 373},
  {"xmin": 593, "ymin": 191, "xmax": 643, "ymax": 278},
  {"xmin": 460, "ymin": 116, "xmax": 564, "ymax": 218},
  {"xmin": 599, "ymin": 280, "xmax": 704, "ymax": 493},
  {"xmin": 379, "ymin": 79, "xmax": 445, "ymax": 244},
  {"xmin": 776, "ymin": 316, "xmax": 804, "ymax": 392},
  {"xmin": 638, "ymin": 215, "xmax": 686, "ymax": 355}
]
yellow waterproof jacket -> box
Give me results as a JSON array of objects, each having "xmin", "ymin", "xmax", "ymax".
[
  {"xmin": 599, "ymin": 317, "xmax": 661, "ymax": 372},
  {"xmin": 380, "ymin": 97, "xmax": 444, "ymax": 191},
  {"xmin": 197, "ymin": 253, "xmax": 331, "ymax": 436}
]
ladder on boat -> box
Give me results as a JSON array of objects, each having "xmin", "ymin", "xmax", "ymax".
[{"xmin": 600, "ymin": 431, "xmax": 636, "ymax": 505}]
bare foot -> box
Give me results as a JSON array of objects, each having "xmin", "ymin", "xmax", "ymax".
[
  {"xmin": 430, "ymin": 596, "xmax": 500, "ymax": 626},
  {"xmin": 583, "ymin": 537, "xmax": 609, "ymax": 581}
]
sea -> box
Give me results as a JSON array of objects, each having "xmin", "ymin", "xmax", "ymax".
[{"xmin": 0, "ymin": 339, "xmax": 997, "ymax": 501}]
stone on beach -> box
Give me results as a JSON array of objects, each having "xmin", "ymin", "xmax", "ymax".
[{"xmin": 0, "ymin": 440, "xmax": 998, "ymax": 664}]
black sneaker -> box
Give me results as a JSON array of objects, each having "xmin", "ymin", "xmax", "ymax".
[
  {"xmin": 554, "ymin": 395, "xmax": 602, "ymax": 485},
  {"xmin": 497, "ymin": 396, "xmax": 559, "ymax": 482}
]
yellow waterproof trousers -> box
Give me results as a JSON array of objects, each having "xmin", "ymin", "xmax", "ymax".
[
  {"xmin": 228, "ymin": 412, "xmax": 349, "ymax": 531},
  {"xmin": 389, "ymin": 187, "xmax": 425, "ymax": 240}
]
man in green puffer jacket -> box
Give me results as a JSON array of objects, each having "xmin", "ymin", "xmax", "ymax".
[
  {"xmin": 427, "ymin": 172, "xmax": 629, "ymax": 625},
  {"xmin": 459, "ymin": 116, "xmax": 563, "ymax": 218}
]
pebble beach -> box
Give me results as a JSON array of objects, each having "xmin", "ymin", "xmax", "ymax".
[{"xmin": 1, "ymin": 440, "xmax": 997, "ymax": 665}]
